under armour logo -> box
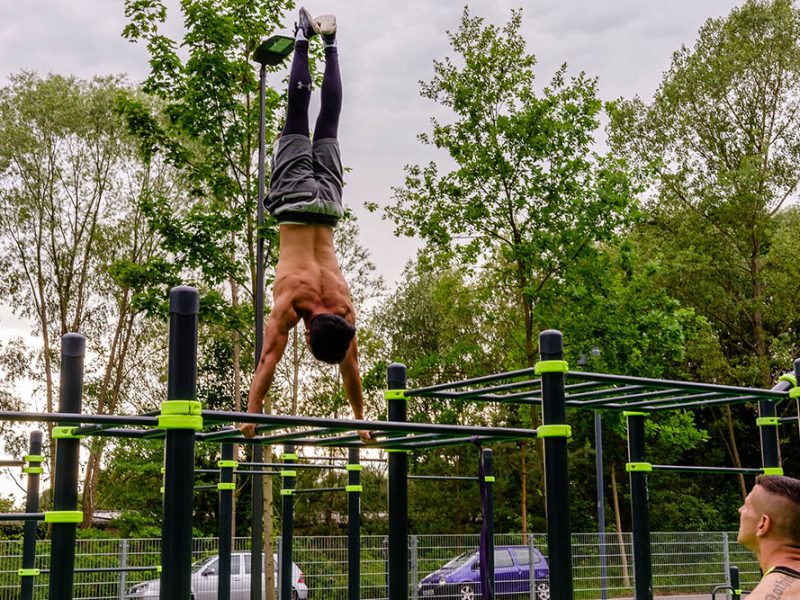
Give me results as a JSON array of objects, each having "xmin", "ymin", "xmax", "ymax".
[{"xmin": 297, "ymin": 82, "xmax": 312, "ymax": 91}]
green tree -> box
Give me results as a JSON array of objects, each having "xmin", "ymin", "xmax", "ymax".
[{"xmin": 376, "ymin": 7, "xmax": 637, "ymax": 534}]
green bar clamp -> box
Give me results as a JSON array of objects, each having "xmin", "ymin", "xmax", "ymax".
[
  {"xmin": 281, "ymin": 470, "xmax": 297, "ymax": 477},
  {"xmin": 534, "ymin": 360, "xmax": 569, "ymax": 375},
  {"xmin": 217, "ymin": 483, "xmax": 236, "ymax": 491},
  {"xmin": 762, "ymin": 467, "xmax": 784, "ymax": 476},
  {"xmin": 282, "ymin": 453, "xmax": 298, "ymax": 460},
  {"xmin": 217, "ymin": 460, "xmax": 238, "ymax": 469},
  {"xmin": 23, "ymin": 466, "xmax": 43, "ymax": 475},
  {"xmin": 734, "ymin": 590, "xmax": 742, "ymax": 596},
  {"xmin": 18, "ymin": 568, "xmax": 40, "ymax": 577},
  {"xmin": 52, "ymin": 426, "xmax": 83, "ymax": 440},
  {"xmin": 45, "ymin": 510, "xmax": 83, "ymax": 524},
  {"xmin": 157, "ymin": 566, "xmax": 162, "ymax": 574},
  {"xmin": 158, "ymin": 400, "xmax": 203, "ymax": 430},
  {"xmin": 346, "ymin": 464, "xmax": 363, "ymax": 471},
  {"xmin": 790, "ymin": 387, "xmax": 800, "ymax": 399},
  {"xmin": 384, "ymin": 389, "xmax": 407, "ymax": 401},
  {"xmin": 756, "ymin": 417, "xmax": 780, "ymax": 427},
  {"xmin": 280, "ymin": 489, "xmax": 294, "ymax": 496},
  {"xmin": 160, "ymin": 487, "xmax": 165, "ymax": 495},
  {"xmin": 483, "ymin": 476, "xmax": 495, "ymax": 483},
  {"xmin": 160, "ymin": 467, "xmax": 166, "ymax": 474},
  {"xmin": 385, "ymin": 449, "xmax": 411, "ymax": 453},
  {"xmin": 779, "ymin": 373, "xmax": 797, "ymax": 387},
  {"xmin": 24, "ymin": 455, "xmax": 44, "ymax": 463},
  {"xmin": 623, "ymin": 411, "xmax": 648, "ymax": 417},
  {"xmin": 626, "ymin": 462, "xmax": 653, "ymax": 472},
  {"xmin": 537, "ymin": 425, "xmax": 572, "ymax": 438},
  {"xmin": 345, "ymin": 485, "xmax": 363, "ymax": 493}
]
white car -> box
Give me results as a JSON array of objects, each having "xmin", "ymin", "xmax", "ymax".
[{"xmin": 124, "ymin": 552, "xmax": 308, "ymax": 600}]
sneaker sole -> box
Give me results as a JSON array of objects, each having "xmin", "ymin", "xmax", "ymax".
[
  {"xmin": 315, "ymin": 14, "xmax": 336, "ymax": 35},
  {"xmin": 299, "ymin": 7, "xmax": 320, "ymax": 34}
]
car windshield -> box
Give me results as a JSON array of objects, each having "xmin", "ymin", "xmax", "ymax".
[
  {"xmin": 191, "ymin": 556, "xmax": 216, "ymax": 573},
  {"xmin": 440, "ymin": 550, "xmax": 476, "ymax": 569}
]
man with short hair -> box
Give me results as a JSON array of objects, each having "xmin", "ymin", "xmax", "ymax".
[
  {"xmin": 242, "ymin": 8, "xmax": 369, "ymax": 442},
  {"xmin": 738, "ymin": 475, "xmax": 800, "ymax": 597}
]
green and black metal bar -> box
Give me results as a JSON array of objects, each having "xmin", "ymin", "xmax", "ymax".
[
  {"xmin": 348, "ymin": 448, "xmax": 361, "ymax": 600},
  {"xmin": 481, "ymin": 448, "xmax": 495, "ymax": 598},
  {"xmin": 280, "ymin": 445, "xmax": 296, "ymax": 600},
  {"xmin": 387, "ymin": 363, "xmax": 408, "ymax": 600},
  {"xmin": 20, "ymin": 431, "xmax": 43, "ymax": 600},
  {"xmin": 626, "ymin": 411, "xmax": 652, "ymax": 600},
  {"xmin": 159, "ymin": 286, "xmax": 200, "ymax": 600},
  {"xmin": 539, "ymin": 330, "xmax": 573, "ymax": 600},
  {"xmin": 218, "ymin": 436, "xmax": 235, "ymax": 600},
  {"xmin": 49, "ymin": 333, "xmax": 86, "ymax": 600}
]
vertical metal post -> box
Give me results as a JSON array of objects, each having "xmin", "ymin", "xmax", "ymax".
[
  {"xmin": 118, "ymin": 539, "xmax": 128, "ymax": 600},
  {"xmin": 539, "ymin": 330, "xmax": 573, "ymax": 600},
  {"xmin": 626, "ymin": 412, "xmax": 652, "ymax": 600},
  {"xmin": 528, "ymin": 534, "xmax": 536, "ymax": 600},
  {"xmin": 251, "ymin": 56, "xmax": 268, "ymax": 600},
  {"xmin": 280, "ymin": 445, "xmax": 296, "ymax": 600},
  {"xmin": 758, "ymin": 398, "xmax": 780, "ymax": 470},
  {"xmin": 722, "ymin": 532, "xmax": 730, "ymax": 598},
  {"xmin": 20, "ymin": 431, "xmax": 42, "ymax": 600},
  {"xmin": 387, "ymin": 363, "xmax": 408, "ymax": 600},
  {"xmin": 730, "ymin": 566, "xmax": 741, "ymax": 600},
  {"xmin": 410, "ymin": 536, "xmax": 418, "ymax": 597},
  {"xmin": 49, "ymin": 333, "xmax": 86, "ymax": 600},
  {"xmin": 160, "ymin": 286, "xmax": 199, "ymax": 600},
  {"xmin": 219, "ymin": 437, "xmax": 235, "ymax": 600},
  {"xmin": 348, "ymin": 448, "xmax": 361, "ymax": 600},
  {"xmin": 594, "ymin": 411, "xmax": 608, "ymax": 600},
  {"xmin": 483, "ymin": 448, "xmax": 495, "ymax": 598}
]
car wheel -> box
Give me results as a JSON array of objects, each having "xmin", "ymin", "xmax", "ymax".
[
  {"xmin": 291, "ymin": 591, "xmax": 298, "ymax": 600},
  {"xmin": 458, "ymin": 583, "xmax": 476, "ymax": 600},
  {"xmin": 536, "ymin": 581, "xmax": 550, "ymax": 600}
]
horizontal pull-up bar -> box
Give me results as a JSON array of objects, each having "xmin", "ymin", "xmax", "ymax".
[
  {"xmin": 0, "ymin": 512, "xmax": 44, "ymax": 522},
  {"xmin": 626, "ymin": 463, "xmax": 766, "ymax": 475},
  {"xmin": 290, "ymin": 486, "xmax": 347, "ymax": 494},
  {"xmin": 409, "ymin": 475, "xmax": 479, "ymax": 481},
  {"xmin": 0, "ymin": 411, "xmax": 159, "ymax": 427}
]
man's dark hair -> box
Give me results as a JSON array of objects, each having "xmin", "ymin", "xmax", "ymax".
[
  {"xmin": 756, "ymin": 475, "xmax": 800, "ymax": 542},
  {"xmin": 308, "ymin": 314, "xmax": 356, "ymax": 364}
]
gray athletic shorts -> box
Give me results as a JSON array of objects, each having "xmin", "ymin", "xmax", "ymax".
[{"xmin": 266, "ymin": 134, "xmax": 344, "ymax": 227}]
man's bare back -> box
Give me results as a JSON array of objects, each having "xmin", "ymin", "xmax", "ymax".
[{"xmin": 748, "ymin": 570, "xmax": 800, "ymax": 599}]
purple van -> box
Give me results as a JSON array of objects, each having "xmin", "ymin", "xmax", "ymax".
[{"xmin": 417, "ymin": 545, "xmax": 550, "ymax": 600}]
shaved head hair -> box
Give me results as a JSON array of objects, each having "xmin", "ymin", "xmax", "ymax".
[{"xmin": 754, "ymin": 475, "xmax": 800, "ymax": 543}]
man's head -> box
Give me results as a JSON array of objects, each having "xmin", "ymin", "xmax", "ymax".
[
  {"xmin": 307, "ymin": 313, "xmax": 356, "ymax": 364},
  {"xmin": 738, "ymin": 475, "xmax": 800, "ymax": 551}
]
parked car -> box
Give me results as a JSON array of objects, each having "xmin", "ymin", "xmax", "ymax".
[
  {"xmin": 417, "ymin": 545, "xmax": 549, "ymax": 600},
  {"xmin": 124, "ymin": 552, "xmax": 308, "ymax": 600}
]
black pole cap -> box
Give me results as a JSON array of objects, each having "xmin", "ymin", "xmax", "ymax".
[
  {"xmin": 29, "ymin": 431, "xmax": 43, "ymax": 444},
  {"xmin": 61, "ymin": 333, "xmax": 86, "ymax": 357},
  {"xmin": 387, "ymin": 363, "xmax": 407, "ymax": 389},
  {"xmin": 170, "ymin": 286, "xmax": 200, "ymax": 315},
  {"xmin": 539, "ymin": 330, "xmax": 563, "ymax": 356}
]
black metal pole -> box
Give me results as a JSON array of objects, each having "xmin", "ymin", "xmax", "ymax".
[
  {"xmin": 280, "ymin": 445, "xmax": 295, "ymax": 600},
  {"xmin": 758, "ymin": 398, "xmax": 780, "ymax": 471},
  {"xmin": 251, "ymin": 55, "xmax": 268, "ymax": 600},
  {"xmin": 348, "ymin": 448, "xmax": 361, "ymax": 600},
  {"xmin": 730, "ymin": 565, "xmax": 741, "ymax": 600},
  {"xmin": 387, "ymin": 363, "xmax": 408, "ymax": 600},
  {"xmin": 594, "ymin": 412, "xmax": 608, "ymax": 600},
  {"xmin": 160, "ymin": 286, "xmax": 200, "ymax": 600},
  {"xmin": 49, "ymin": 333, "xmax": 86, "ymax": 600},
  {"xmin": 20, "ymin": 431, "xmax": 42, "ymax": 600},
  {"xmin": 482, "ymin": 448, "xmax": 495, "ymax": 598},
  {"xmin": 626, "ymin": 412, "xmax": 652, "ymax": 600},
  {"xmin": 539, "ymin": 330, "xmax": 573, "ymax": 600},
  {"xmin": 218, "ymin": 436, "xmax": 235, "ymax": 600}
]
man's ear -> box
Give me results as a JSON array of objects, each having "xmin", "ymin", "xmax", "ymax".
[{"xmin": 756, "ymin": 514, "xmax": 772, "ymax": 537}]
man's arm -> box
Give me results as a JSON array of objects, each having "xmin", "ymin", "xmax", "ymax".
[
  {"xmin": 339, "ymin": 336, "xmax": 373, "ymax": 442},
  {"xmin": 241, "ymin": 303, "xmax": 297, "ymax": 437}
]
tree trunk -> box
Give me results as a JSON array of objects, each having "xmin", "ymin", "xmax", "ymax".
[
  {"xmin": 723, "ymin": 405, "xmax": 747, "ymax": 500},
  {"xmin": 610, "ymin": 463, "xmax": 631, "ymax": 588}
]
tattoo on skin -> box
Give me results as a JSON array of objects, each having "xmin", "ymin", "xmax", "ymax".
[{"xmin": 763, "ymin": 575, "xmax": 796, "ymax": 599}]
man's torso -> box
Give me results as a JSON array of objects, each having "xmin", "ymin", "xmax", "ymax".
[{"xmin": 750, "ymin": 568, "xmax": 800, "ymax": 599}]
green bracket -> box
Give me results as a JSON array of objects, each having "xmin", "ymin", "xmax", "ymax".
[
  {"xmin": 534, "ymin": 360, "xmax": 569, "ymax": 375},
  {"xmin": 345, "ymin": 485, "xmax": 363, "ymax": 493},
  {"xmin": 282, "ymin": 453, "xmax": 298, "ymax": 460},
  {"xmin": 157, "ymin": 566, "xmax": 162, "ymax": 574},
  {"xmin": 24, "ymin": 455, "xmax": 44, "ymax": 463},
  {"xmin": 346, "ymin": 464, "xmax": 363, "ymax": 471},
  {"xmin": 537, "ymin": 425, "xmax": 572, "ymax": 439},
  {"xmin": 762, "ymin": 467, "xmax": 784, "ymax": 476},
  {"xmin": 217, "ymin": 483, "xmax": 236, "ymax": 491},
  {"xmin": 790, "ymin": 387, "xmax": 800, "ymax": 399},
  {"xmin": 217, "ymin": 460, "xmax": 238, "ymax": 469},
  {"xmin": 779, "ymin": 373, "xmax": 797, "ymax": 387},
  {"xmin": 483, "ymin": 476, "xmax": 496, "ymax": 483},
  {"xmin": 756, "ymin": 417, "xmax": 780, "ymax": 427},
  {"xmin": 280, "ymin": 489, "xmax": 294, "ymax": 496},
  {"xmin": 158, "ymin": 400, "xmax": 203, "ymax": 430},
  {"xmin": 385, "ymin": 449, "xmax": 411, "ymax": 454},
  {"xmin": 384, "ymin": 389, "xmax": 407, "ymax": 401},
  {"xmin": 52, "ymin": 426, "xmax": 83, "ymax": 440},
  {"xmin": 45, "ymin": 510, "xmax": 83, "ymax": 524},
  {"xmin": 23, "ymin": 466, "xmax": 43, "ymax": 475},
  {"xmin": 281, "ymin": 470, "xmax": 297, "ymax": 478},
  {"xmin": 160, "ymin": 487, "xmax": 165, "ymax": 495},
  {"xmin": 626, "ymin": 462, "xmax": 653, "ymax": 472},
  {"xmin": 623, "ymin": 411, "xmax": 648, "ymax": 418},
  {"xmin": 18, "ymin": 568, "xmax": 40, "ymax": 577},
  {"xmin": 734, "ymin": 590, "xmax": 742, "ymax": 596}
]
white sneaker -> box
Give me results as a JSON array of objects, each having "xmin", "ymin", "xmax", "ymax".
[{"xmin": 315, "ymin": 14, "xmax": 336, "ymax": 44}]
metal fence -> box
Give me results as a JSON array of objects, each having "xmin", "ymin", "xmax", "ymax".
[{"xmin": 0, "ymin": 531, "xmax": 759, "ymax": 599}]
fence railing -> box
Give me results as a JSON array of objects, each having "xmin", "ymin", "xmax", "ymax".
[{"xmin": 0, "ymin": 531, "xmax": 759, "ymax": 599}]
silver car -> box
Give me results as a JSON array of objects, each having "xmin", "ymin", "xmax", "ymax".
[{"xmin": 124, "ymin": 552, "xmax": 309, "ymax": 600}]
